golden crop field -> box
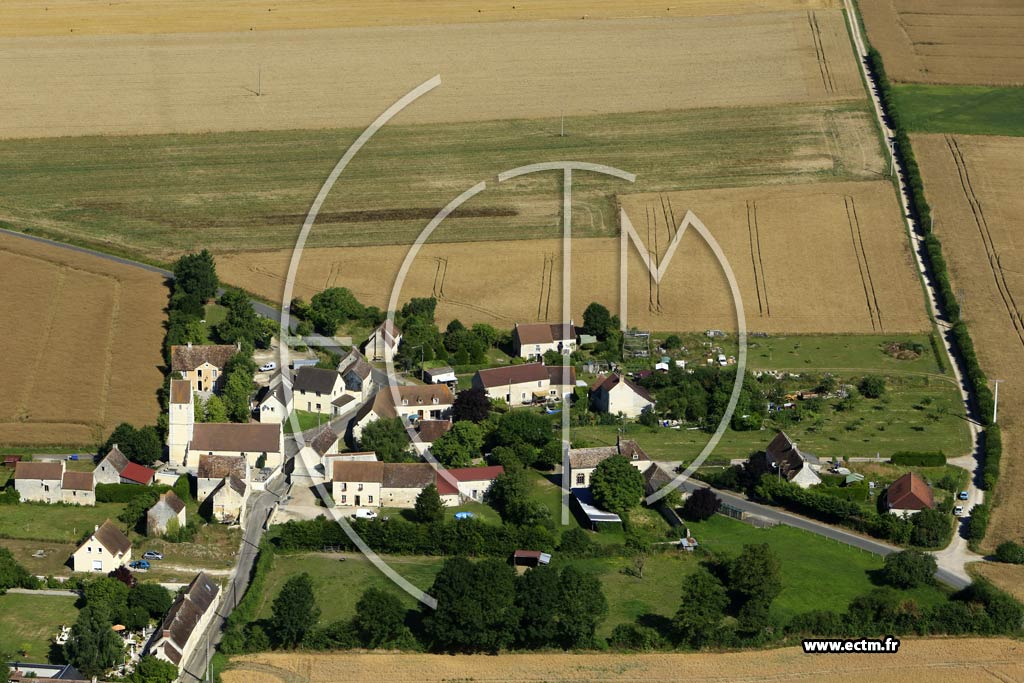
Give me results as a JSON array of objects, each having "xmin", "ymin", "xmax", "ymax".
[
  {"xmin": 223, "ymin": 638, "xmax": 1024, "ymax": 683},
  {"xmin": 0, "ymin": 0, "xmax": 840, "ymax": 37},
  {"xmin": 218, "ymin": 180, "xmax": 928, "ymax": 335},
  {"xmin": 0, "ymin": 9, "xmax": 863, "ymax": 139},
  {"xmin": 0, "ymin": 232, "xmax": 167, "ymax": 446},
  {"xmin": 858, "ymin": 0, "xmax": 1024, "ymax": 85},
  {"xmin": 913, "ymin": 134, "xmax": 1024, "ymax": 554}
]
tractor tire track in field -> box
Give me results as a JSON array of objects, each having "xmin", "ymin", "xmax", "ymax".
[
  {"xmin": 431, "ymin": 256, "xmax": 449, "ymax": 299},
  {"xmin": 536, "ymin": 253, "xmax": 556, "ymax": 320},
  {"xmin": 844, "ymin": 195, "xmax": 882, "ymax": 331},
  {"xmin": 746, "ymin": 200, "xmax": 770, "ymax": 317},
  {"xmin": 97, "ymin": 278, "xmax": 122, "ymax": 427},
  {"xmin": 17, "ymin": 266, "xmax": 67, "ymax": 421},
  {"xmin": 808, "ymin": 10, "xmax": 835, "ymax": 95},
  {"xmin": 946, "ymin": 135, "xmax": 1024, "ymax": 347}
]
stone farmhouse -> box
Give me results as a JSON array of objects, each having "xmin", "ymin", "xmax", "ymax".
[
  {"xmin": 211, "ymin": 475, "xmax": 247, "ymax": 525},
  {"xmin": 512, "ymin": 322, "xmax": 577, "ymax": 360},
  {"xmin": 749, "ymin": 431, "xmax": 822, "ymax": 489},
  {"xmin": 472, "ymin": 363, "xmax": 576, "ymax": 407},
  {"xmin": 351, "ymin": 385, "xmax": 454, "ymax": 440},
  {"xmin": 255, "ymin": 373, "xmax": 291, "ymax": 424},
  {"xmin": 589, "ymin": 373, "xmax": 655, "ymax": 418},
  {"xmin": 331, "ymin": 461, "xmax": 503, "ymax": 509},
  {"xmin": 170, "ymin": 342, "xmax": 240, "ymax": 394},
  {"xmin": 148, "ymin": 571, "xmax": 220, "ymax": 673},
  {"xmin": 197, "ymin": 454, "xmax": 249, "ymax": 523},
  {"xmin": 94, "ymin": 445, "xmax": 156, "ymax": 485},
  {"xmin": 337, "ymin": 348, "xmax": 377, "ymax": 404},
  {"xmin": 147, "ymin": 491, "xmax": 187, "ymax": 536},
  {"xmin": 413, "ymin": 419, "xmax": 452, "ymax": 456},
  {"xmin": 566, "ymin": 437, "xmax": 651, "ymax": 489},
  {"xmin": 72, "ymin": 520, "xmax": 131, "ymax": 573},
  {"xmin": 365, "ymin": 320, "xmax": 402, "ymax": 362},
  {"xmin": 13, "ymin": 461, "xmax": 95, "ymax": 506},
  {"xmin": 886, "ymin": 472, "xmax": 935, "ymax": 517}
]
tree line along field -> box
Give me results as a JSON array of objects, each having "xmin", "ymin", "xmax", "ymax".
[
  {"xmin": 857, "ymin": 0, "xmax": 1024, "ymax": 86},
  {"xmin": 223, "ymin": 637, "xmax": 1024, "ymax": 683},
  {"xmin": 912, "ymin": 135, "xmax": 1024, "ymax": 555},
  {"xmin": 0, "ymin": 0, "xmax": 843, "ymax": 37},
  {"xmin": 218, "ymin": 178, "xmax": 927, "ymax": 336},
  {"xmin": 0, "ymin": 8, "xmax": 863, "ymax": 139},
  {"xmin": 0, "ymin": 232, "xmax": 166, "ymax": 446},
  {"xmin": 0, "ymin": 101, "xmax": 883, "ymax": 259}
]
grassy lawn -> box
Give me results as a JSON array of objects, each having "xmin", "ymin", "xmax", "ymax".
[
  {"xmin": 0, "ymin": 592, "xmax": 78, "ymax": 662},
  {"xmin": 198, "ymin": 303, "xmax": 228, "ymax": 342},
  {"xmin": 283, "ymin": 410, "xmax": 329, "ymax": 434},
  {"xmin": 0, "ymin": 539, "xmax": 75, "ymax": 576},
  {"xmin": 0, "ymin": 503, "xmax": 126, "ymax": 543},
  {"xmin": 383, "ymin": 500, "xmax": 503, "ymax": 525},
  {"xmin": 746, "ymin": 333, "xmax": 945, "ymax": 374},
  {"xmin": 135, "ymin": 524, "xmax": 242, "ymax": 571},
  {"xmin": 575, "ymin": 374, "xmax": 970, "ymax": 463},
  {"xmin": 892, "ymin": 85, "xmax": 1024, "ymax": 137}
]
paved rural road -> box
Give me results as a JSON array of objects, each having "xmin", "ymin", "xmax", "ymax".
[
  {"xmin": 677, "ymin": 477, "xmax": 969, "ymax": 590},
  {"xmin": 180, "ymin": 478, "xmax": 286, "ymax": 683},
  {"xmin": 841, "ymin": 0, "xmax": 984, "ymax": 584},
  {"xmin": 5, "ymin": 587, "xmax": 79, "ymax": 597}
]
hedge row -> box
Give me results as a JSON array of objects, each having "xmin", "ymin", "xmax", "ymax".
[
  {"xmin": 891, "ymin": 452, "xmax": 946, "ymax": 467},
  {"xmin": 968, "ymin": 503, "xmax": 990, "ymax": 547},
  {"xmin": 219, "ymin": 539, "xmax": 276, "ymax": 655},
  {"xmin": 95, "ymin": 482, "xmax": 169, "ymax": 503}
]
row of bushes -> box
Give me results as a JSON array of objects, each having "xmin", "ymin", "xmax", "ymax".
[
  {"xmin": 890, "ymin": 451, "xmax": 946, "ymax": 467},
  {"xmin": 95, "ymin": 482, "xmax": 170, "ymax": 504},
  {"xmin": 220, "ymin": 539, "xmax": 276, "ymax": 655}
]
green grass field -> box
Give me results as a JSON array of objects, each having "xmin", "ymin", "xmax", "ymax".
[
  {"xmin": 283, "ymin": 410, "xmax": 328, "ymax": 434},
  {"xmin": 0, "ymin": 503, "xmax": 126, "ymax": 543},
  {"xmin": 0, "ymin": 101, "xmax": 878, "ymax": 262},
  {"xmin": 0, "ymin": 592, "xmax": 78, "ymax": 662},
  {"xmin": 892, "ymin": 85, "xmax": 1024, "ymax": 137},
  {"xmin": 746, "ymin": 333, "xmax": 946, "ymax": 374},
  {"xmin": 258, "ymin": 514, "xmax": 950, "ymax": 639}
]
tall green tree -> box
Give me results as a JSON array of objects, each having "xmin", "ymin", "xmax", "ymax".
[
  {"xmin": 431, "ymin": 421, "xmax": 483, "ymax": 468},
  {"xmin": 730, "ymin": 543, "xmax": 782, "ymax": 603},
  {"xmin": 172, "ymin": 250, "xmax": 219, "ymax": 303},
  {"xmin": 672, "ymin": 567, "xmax": 728, "ymax": 647},
  {"xmin": 414, "ymin": 484, "xmax": 445, "ymax": 523},
  {"xmin": 309, "ymin": 287, "xmax": 366, "ymax": 335},
  {"xmin": 590, "ymin": 455, "xmax": 644, "ymax": 515},
  {"xmin": 359, "ymin": 417, "xmax": 412, "ymax": 462},
  {"xmin": 881, "ymin": 549, "xmax": 937, "ymax": 588},
  {"xmin": 216, "ymin": 290, "xmax": 271, "ymax": 348},
  {"xmin": 128, "ymin": 583, "xmax": 173, "ymax": 619},
  {"xmin": 129, "ymin": 656, "xmax": 178, "ymax": 683},
  {"xmin": 582, "ymin": 302, "xmax": 618, "ymax": 339},
  {"xmin": 557, "ymin": 565, "xmax": 608, "ymax": 649},
  {"xmin": 100, "ymin": 423, "xmax": 162, "ymax": 466},
  {"xmin": 203, "ymin": 394, "xmax": 229, "ymax": 422},
  {"xmin": 221, "ymin": 369, "xmax": 254, "ymax": 423},
  {"xmin": 65, "ymin": 605, "xmax": 124, "ymax": 677},
  {"xmin": 271, "ymin": 573, "xmax": 320, "ymax": 648},
  {"xmin": 0, "ymin": 547, "xmax": 31, "ymax": 593},
  {"xmin": 493, "ymin": 410, "xmax": 553, "ymax": 449},
  {"xmin": 400, "ymin": 297, "xmax": 437, "ymax": 324},
  {"xmin": 423, "ymin": 558, "xmax": 520, "ymax": 653},
  {"xmin": 452, "ymin": 386, "xmax": 492, "ymax": 423},
  {"xmin": 514, "ymin": 564, "xmax": 561, "ymax": 649},
  {"xmin": 353, "ymin": 588, "xmax": 415, "ymax": 649}
]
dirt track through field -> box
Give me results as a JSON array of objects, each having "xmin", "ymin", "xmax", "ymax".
[
  {"xmin": 913, "ymin": 134, "xmax": 1024, "ymax": 558},
  {"xmin": 0, "ymin": 11, "xmax": 864, "ymax": 139},
  {"xmin": 858, "ymin": 0, "xmax": 1024, "ymax": 85},
  {"xmin": 0, "ymin": 232, "xmax": 166, "ymax": 445},
  {"xmin": 223, "ymin": 638, "xmax": 1024, "ymax": 683}
]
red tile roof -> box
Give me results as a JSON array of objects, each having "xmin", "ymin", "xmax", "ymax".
[
  {"xmin": 120, "ymin": 462, "xmax": 155, "ymax": 485},
  {"xmin": 435, "ymin": 465, "xmax": 504, "ymax": 496},
  {"xmin": 474, "ymin": 363, "xmax": 549, "ymax": 388},
  {"xmin": 887, "ymin": 472, "xmax": 935, "ymax": 511}
]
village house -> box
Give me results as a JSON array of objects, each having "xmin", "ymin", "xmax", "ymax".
[
  {"xmin": 472, "ymin": 363, "xmax": 576, "ymax": 407},
  {"xmin": 94, "ymin": 446, "xmax": 155, "ymax": 486},
  {"xmin": 211, "ymin": 475, "xmax": 247, "ymax": 524},
  {"xmin": 886, "ymin": 472, "xmax": 935, "ymax": 517},
  {"xmin": 749, "ymin": 431, "xmax": 822, "ymax": 489},
  {"xmin": 168, "ymin": 379, "xmax": 195, "ymax": 468},
  {"xmin": 255, "ymin": 373, "xmax": 291, "ymax": 424},
  {"xmin": 332, "ymin": 461, "xmax": 504, "ymax": 508},
  {"xmin": 322, "ymin": 451, "xmax": 378, "ymax": 481},
  {"xmin": 310, "ymin": 426, "xmax": 341, "ymax": 459},
  {"xmin": 365, "ymin": 320, "xmax": 402, "ymax": 362},
  {"xmin": 337, "ymin": 348, "xmax": 377, "ymax": 404},
  {"xmin": 71, "ymin": 520, "xmax": 131, "ymax": 573},
  {"xmin": 170, "ymin": 342, "xmax": 240, "ymax": 394},
  {"xmin": 147, "ymin": 491, "xmax": 187, "ymax": 536},
  {"xmin": 13, "ymin": 461, "xmax": 64, "ymax": 504},
  {"xmin": 292, "ymin": 366, "xmax": 345, "ymax": 415},
  {"xmin": 512, "ymin": 322, "xmax": 577, "ymax": 359},
  {"xmin": 435, "ymin": 465, "xmax": 505, "ymax": 506},
  {"xmin": 589, "ymin": 373, "xmax": 655, "ymax": 418},
  {"xmin": 148, "ymin": 571, "xmax": 221, "ymax": 673},
  {"xmin": 350, "ymin": 385, "xmax": 454, "ymax": 439},
  {"xmin": 60, "ymin": 471, "xmax": 96, "ymax": 506},
  {"xmin": 566, "ymin": 437, "xmax": 651, "ymax": 489},
  {"xmin": 189, "ymin": 422, "xmax": 284, "ymax": 470},
  {"xmin": 196, "ymin": 454, "xmax": 249, "ymax": 503},
  {"xmin": 413, "ymin": 419, "xmax": 452, "ymax": 456}
]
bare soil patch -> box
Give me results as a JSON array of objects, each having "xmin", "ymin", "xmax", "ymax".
[
  {"xmin": 913, "ymin": 134, "xmax": 1024, "ymax": 556},
  {"xmin": 223, "ymin": 638, "xmax": 1024, "ymax": 683},
  {"xmin": 0, "ymin": 232, "xmax": 167, "ymax": 445},
  {"xmin": 858, "ymin": 0, "xmax": 1024, "ymax": 85},
  {"xmin": 218, "ymin": 180, "xmax": 928, "ymax": 335},
  {"xmin": 0, "ymin": 11, "xmax": 863, "ymax": 139}
]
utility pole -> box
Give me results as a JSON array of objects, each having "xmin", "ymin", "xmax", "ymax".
[
  {"xmin": 257, "ymin": 64, "xmax": 262, "ymax": 97},
  {"xmin": 993, "ymin": 379, "xmax": 1004, "ymax": 424}
]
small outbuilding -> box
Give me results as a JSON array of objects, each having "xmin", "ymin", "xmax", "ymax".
[
  {"xmin": 148, "ymin": 491, "xmax": 187, "ymax": 536},
  {"xmin": 512, "ymin": 549, "xmax": 552, "ymax": 570}
]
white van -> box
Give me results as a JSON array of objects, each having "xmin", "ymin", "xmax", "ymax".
[
  {"xmin": 259, "ymin": 361, "xmax": 277, "ymax": 372},
  {"xmin": 354, "ymin": 508, "xmax": 378, "ymax": 520}
]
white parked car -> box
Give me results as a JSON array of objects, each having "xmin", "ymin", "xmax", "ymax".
[
  {"xmin": 953, "ymin": 505, "xmax": 965, "ymax": 517},
  {"xmin": 354, "ymin": 508, "xmax": 377, "ymax": 520},
  {"xmin": 259, "ymin": 362, "xmax": 277, "ymax": 372}
]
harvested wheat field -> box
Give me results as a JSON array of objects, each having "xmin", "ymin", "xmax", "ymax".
[
  {"xmin": 858, "ymin": 0, "xmax": 1024, "ymax": 85},
  {"xmin": 224, "ymin": 638, "xmax": 1024, "ymax": 683},
  {"xmin": 0, "ymin": 0, "xmax": 840, "ymax": 37},
  {"xmin": 0, "ymin": 232, "xmax": 167, "ymax": 446},
  {"xmin": 0, "ymin": 9, "xmax": 863, "ymax": 139},
  {"xmin": 971, "ymin": 563, "xmax": 1024, "ymax": 605},
  {"xmin": 913, "ymin": 134, "xmax": 1024, "ymax": 554},
  {"xmin": 218, "ymin": 180, "xmax": 928, "ymax": 335}
]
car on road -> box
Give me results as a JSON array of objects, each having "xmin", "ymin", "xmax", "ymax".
[
  {"xmin": 953, "ymin": 505, "xmax": 965, "ymax": 517},
  {"xmin": 958, "ymin": 491, "xmax": 970, "ymax": 501},
  {"xmin": 129, "ymin": 560, "xmax": 151, "ymax": 570},
  {"xmin": 142, "ymin": 551, "xmax": 163, "ymax": 560},
  {"xmin": 354, "ymin": 508, "xmax": 377, "ymax": 520},
  {"xmin": 259, "ymin": 362, "xmax": 277, "ymax": 372},
  {"xmin": 454, "ymin": 511, "xmax": 475, "ymax": 520}
]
